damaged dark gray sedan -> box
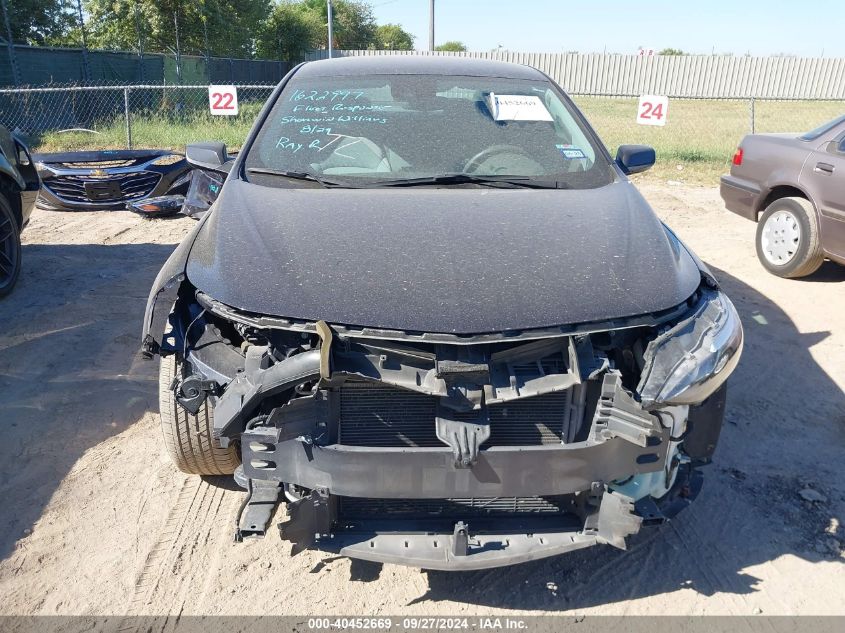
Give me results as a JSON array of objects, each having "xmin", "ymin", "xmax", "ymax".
[{"xmin": 141, "ymin": 56, "xmax": 743, "ymax": 570}]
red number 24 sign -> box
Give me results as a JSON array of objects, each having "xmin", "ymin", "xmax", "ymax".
[{"xmin": 637, "ymin": 95, "xmax": 669, "ymax": 127}]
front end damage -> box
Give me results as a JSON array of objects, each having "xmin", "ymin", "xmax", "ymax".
[{"xmin": 143, "ymin": 274, "xmax": 742, "ymax": 570}]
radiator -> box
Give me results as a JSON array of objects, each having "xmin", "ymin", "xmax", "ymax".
[{"xmin": 337, "ymin": 381, "xmax": 582, "ymax": 447}]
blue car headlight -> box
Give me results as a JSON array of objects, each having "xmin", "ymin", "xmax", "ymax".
[{"xmin": 638, "ymin": 289, "xmax": 743, "ymax": 408}]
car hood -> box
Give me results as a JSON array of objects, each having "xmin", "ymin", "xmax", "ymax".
[
  {"xmin": 185, "ymin": 178, "xmax": 701, "ymax": 334},
  {"xmin": 32, "ymin": 148, "xmax": 171, "ymax": 163}
]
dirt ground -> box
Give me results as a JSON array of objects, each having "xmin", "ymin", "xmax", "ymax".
[{"xmin": 0, "ymin": 181, "xmax": 843, "ymax": 618}]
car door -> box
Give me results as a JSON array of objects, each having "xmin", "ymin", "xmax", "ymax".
[{"xmin": 800, "ymin": 128, "xmax": 845, "ymax": 261}]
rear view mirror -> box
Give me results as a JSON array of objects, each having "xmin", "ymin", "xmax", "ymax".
[
  {"xmin": 615, "ymin": 145, "xmax": 656, "ymax": 175},
  {"xmin": 186, "ymin": 142, "xmax": 231, "ymax": 173}
]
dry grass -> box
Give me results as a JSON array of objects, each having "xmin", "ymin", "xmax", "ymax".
[
  {"xmin": 35, "ymin": 117, "xmax": 255, "ymax": 154},
  {"xmin": 573, "ymin": 97, "xmax": 845, "ymax": 185},
  {"xmin": 32, "ymin": 101, "xmax": 265, "ymax": 154}
]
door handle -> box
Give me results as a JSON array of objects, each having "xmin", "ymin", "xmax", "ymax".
[{"xmin": 814, "ymin": 162, "xmax": 835, "ymax": 175}]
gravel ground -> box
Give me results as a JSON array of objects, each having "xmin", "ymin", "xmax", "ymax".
[{"xmin": 0, "ymin": 182, "xmax": 843, "ymax": 617}]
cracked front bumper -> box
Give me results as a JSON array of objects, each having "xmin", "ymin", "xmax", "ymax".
[
  {"xmin": 312, "ymin": 504, "xmax": 627, "ymax": 571},
  {"xmin": 242, "ymin": 422, "xmax": 680, "ymax": 570},
  {"xmin": 231, "ymin": 370, "xmax": 722, "ymax": 571},
  {"xmin": 269, "ymin": 466, "xmax": 702, "ymax": 571},
  {"xmin": 242, "ymin": 430, "xmax": 670, "ymax": 499}
]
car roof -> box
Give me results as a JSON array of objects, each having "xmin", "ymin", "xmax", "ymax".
[{"xmin": 295, "ymin": 55, "xmax": 546, "ymax": 81}]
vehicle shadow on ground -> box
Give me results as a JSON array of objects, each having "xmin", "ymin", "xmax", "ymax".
[
  {"xmin": 393, "ymin": 264, "xmax": 845, "ymax": 610},
  {"xmin": 800, "ymin": 260, "xmax": 845, "ymax": 283},
  {"xmin": 0, "ymin": 241, "xmax": 176, "ymax": 563}
]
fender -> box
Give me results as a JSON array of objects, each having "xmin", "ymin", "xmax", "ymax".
[
  {"xmin": 758, "ymin": 179, "xmax": 816, "ymax": 211},
  {"xmin": 662, "ymin": 223, "xmax": 719, "ymax": 289},
  {"xmin": 0, "ymin": 151, "xmax": 25, "ymax": 191},
  {"xmin": 0, "ymin": 128, "xmax": 26, "ymax": 190},
  {"xmin": 140, "ymin": 211, "xmax": 212, "ymax": 357},
  {"xmin": 140, "ymin": 63, "xmax": 306, "ymax": 358}
]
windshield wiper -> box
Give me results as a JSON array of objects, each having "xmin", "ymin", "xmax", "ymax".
[
  {"xmin": 246, "ymin": 168, "xmax": 352, "ymax": 188},
  {"xmin": 365, "ymin": 174, "xmax": 568, "ymax": 189}
]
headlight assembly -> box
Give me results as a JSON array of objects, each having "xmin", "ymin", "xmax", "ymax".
[{"xmin": 638, "ymin": 289, "xmax": 743, "ymax": 408}]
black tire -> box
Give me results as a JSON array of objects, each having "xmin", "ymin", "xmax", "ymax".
[
  {"xmin": 755, "ymin": 196, "xmax": 824, "ymax": 278},
  {"xmin": 0, "ymin": 193, "xmax": 21, "ymax": 299},
  {"xmin": 159, "ymin": 355, "xmax": 240, "ymax": 475}
]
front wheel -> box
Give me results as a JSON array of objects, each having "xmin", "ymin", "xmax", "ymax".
[
  {"xmin": 159, "ymin": 355, "xmax": 240, "ymax": 475},
  {"xmin": 0, "ymin": 193, "xmax": 21, "ymax": 298},
  {"xmin": 755, "ymin": 197, "xmax": 824, "ymax": 278}
]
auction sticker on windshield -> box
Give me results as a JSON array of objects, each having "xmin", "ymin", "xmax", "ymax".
[
  {"xmin": 556, "ymin": 144, "xmax": 587, "ymax": 159},
  {"xmin": 486, "ymin": 93, "xmax": 554, "ymax": 121},
  {"xmin": 209, "ymin": 85, "xmax": 239, "ymax": 116}
]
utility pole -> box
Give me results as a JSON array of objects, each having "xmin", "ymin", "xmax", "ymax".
[
  {"xmin": 173, "ymin": 10, "xmax": 182, "ymax": 83},
  {"xmin": 202, "ymin": 1, "xmax": 211, "ymax": 65},
  {"xmin": 429, "ymin": 0, "xmax": 435, "ymax": 51},
  {"xmin": 327, "ymin": 0, "xmax": 334, "ymax": 58},
  {"xmin": 134, "ymin": 2, "xmax": 145, "ymax": 82},
  {"xmin": 75, "ymin": 0, "xmax": 90, "ymax": 82},
  {"xmin": 0, "ymin": 0, "xmax": 19, "ymax": 86}
]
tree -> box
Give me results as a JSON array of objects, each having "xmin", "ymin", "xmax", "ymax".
[
  {"xmin": 256, "ymin": 1, "xmax": 323, "ymax": 61},
  {"xmin": 435, "ymin": 41, "xmax": 467, "ymax": 52},
  {"xmin": 301, "ymin": 0, "xmax": 377, "ymax": 50},
  {"xmin": 374, "ymin": 23, "xmax": 414, "ymax": 51},
  {"xmin": 257, "ymin": 0, "xmax": 387, "ymax": 58},
  {"xmin": 83, "ymin": 0, "xmax": 271, "ymax": 57},
  {"xmin": 14, "ymin": 0, "xmax": 416, "ymax": 62},
  {"xmin": 658, "ymin": 48, "xmax": 686, "ymax": 56},
  {"xmin": 2, "ymin": 0, "xmax": 76, "ymax": 45}
]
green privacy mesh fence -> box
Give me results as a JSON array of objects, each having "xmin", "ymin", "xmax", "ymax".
[{"xmin": 0, "ymin": 44, "xmax": 292, "ymax": 87}]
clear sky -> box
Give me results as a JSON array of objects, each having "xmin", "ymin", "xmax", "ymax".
[{"xmin": 370, "ymin": 0, "xmax": 843, "ymax": 57}]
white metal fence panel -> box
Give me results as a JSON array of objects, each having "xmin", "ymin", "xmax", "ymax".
[{"xmin": 306, "ymin": 50, "xmax": 845, "ymax": 100}]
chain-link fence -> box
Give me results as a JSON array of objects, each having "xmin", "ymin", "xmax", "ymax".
[
  {"xmin": 0, "ymin": 84, "xmax": 276, "ymax": 153},
  {"xmin": 0, "ymin": 84, "xmax": 843, "ymax": 180}
]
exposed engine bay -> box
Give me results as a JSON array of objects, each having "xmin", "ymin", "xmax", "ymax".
[{"xmin": 145, "ymin": 276, "xmax": 741, "ymax": 570}]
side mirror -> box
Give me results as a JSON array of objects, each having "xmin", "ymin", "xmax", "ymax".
[
  {"xmin": 186, "ymin": 141, "xmax": 231, "ymax": 173},
  {"xmin": 615, "ymin": 144, "xmax": 656, "ymax": 175}
]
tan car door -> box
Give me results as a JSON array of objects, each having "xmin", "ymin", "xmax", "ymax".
[{"xmin": 800, "ymin": 134, "xmax": 845, "ymax": 261}]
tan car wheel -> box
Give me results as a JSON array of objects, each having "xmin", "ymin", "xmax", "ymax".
[
  {"xmin": 159, "ymin": 355, "xmax": 240, "ymax": 475},
  {"xmin": 755, "ymin": 197, "xmax": 824, "ymax": 278}
]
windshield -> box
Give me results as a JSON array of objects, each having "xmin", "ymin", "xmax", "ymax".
[
  {"xmin": 244, "ymin": 73, "xmax": 614, "ymax": 189},
  {"xmin": 799, "ymin": 114, "xmax": 845, "ymax": 141}
]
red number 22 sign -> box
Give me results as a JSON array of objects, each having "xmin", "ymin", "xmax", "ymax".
[{"xmin": 209, "ymin": 85, "xmax": 239, "ymax": 116}]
